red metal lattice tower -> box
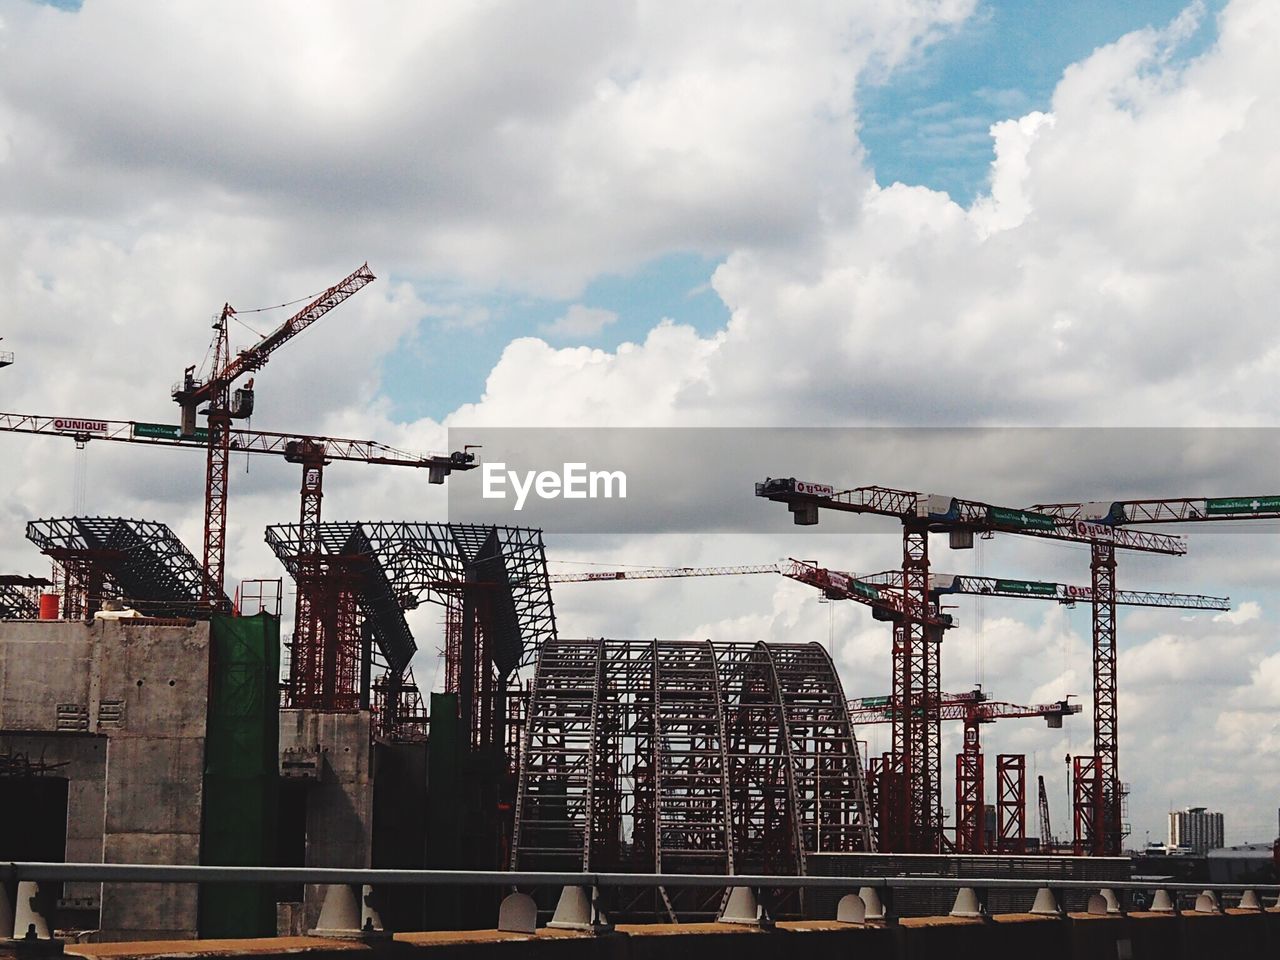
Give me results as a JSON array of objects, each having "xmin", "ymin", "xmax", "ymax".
[
  {"xmin": 1072, "ymin": 754, "xmax": 1103, "ymax": 856},
  {"xmin": 996, "ymin": 754, "xmax": 1027, "ymax": 853},
  {"xmin": 900, "ymin": 521, "xmax": 940, "ymax": 852},
  {"xmin": 1090, "ymin": 540, "xmax": 1122, "ymax": 855},
  {"xmin": 955, "ymin": 720, "xmax": 985, "ymax": 853}
]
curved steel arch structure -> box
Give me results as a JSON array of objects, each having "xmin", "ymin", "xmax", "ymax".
[{"xmin": 511, "ymin": 639, "xmax": 872, "ymax": 917}]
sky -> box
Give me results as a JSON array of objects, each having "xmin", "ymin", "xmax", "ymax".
[{"xmin": 1, "ymin": 0, "xmax": 1279, "ymax": 848}]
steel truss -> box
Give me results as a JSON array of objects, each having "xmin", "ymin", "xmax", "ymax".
[
  {"xmin": 996, "ymin": 754, "xmax": 1027, "ymax": 854},
  {"xmin": 511, "ymin": 639, "xmax": 872, "ymax": 920},
  {"xmin": 266, "ymin": 521, "xmax": 556, "ymax": 742},
  {"xmin": 26, "ymin": 517, "xmax": 225, "ymax": 618},
  {"xmin": 0, "ymin": 575, "xmax": 49, "ymax": 620},
  {"xmin": 955, "ymin": 723, "xmax": 985, "ymax": 854}
]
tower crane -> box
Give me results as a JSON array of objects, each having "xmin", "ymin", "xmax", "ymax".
[
  {"xmin": 0, "ymin": 410, "xmax": 476, "ymax": 608},
  {"xmin": 1024, "ymin": 494, "xmax": 1280, "ymax": 855},
  {"xmin": 848, "ymin": 689, "xmax": 1079, "ymax": 854},
  {"xmin": 0, "ymin": 337, "xmax": 12, "ymax": 369},
  {"xmin": 172, "ymin": 263, "xmax": 376, "ymax": 608},
  {"xmin": 755, "ymin": 479, "xmax": 1187, "ymax": 854}
]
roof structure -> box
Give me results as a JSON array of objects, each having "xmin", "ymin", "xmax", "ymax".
[
  {"xmin": 25, "ymin": 517, "xmax": 224, "ymax": 617},
  {"xmin": 264, "ymin": 521, "xmax": 557, "ymax": 676}
]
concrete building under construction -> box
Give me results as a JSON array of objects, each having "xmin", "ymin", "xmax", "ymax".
[{"xmin": 0, "ymin": 507, "xmax": 1157, "ymax": 939}]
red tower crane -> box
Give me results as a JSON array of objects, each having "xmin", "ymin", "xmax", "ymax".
[
  {"xmin": 172, "ymin": 263, "xmax": 376, "ymax": 607},
  {"xmin": 755, "ymin": 479, "xmax": 1189, "ymax": 854},
  {"xmin": 1026, "ymin": 495, "xmax": 1280, "ymax": 855},
  {"xmin": 849, "ymin": 689, "xmax": 1079, "ymax": 854}
]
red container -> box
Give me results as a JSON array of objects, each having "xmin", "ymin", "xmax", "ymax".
[{"xmin": 39, "ymin": 593, "xmax": 60, "ymax": 620}]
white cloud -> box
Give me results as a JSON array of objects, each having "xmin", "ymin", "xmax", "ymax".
[
  {"xmin": 539, "ymin": 304, "xmax": 618, "ymax": 340},
  {"xmin": 1214, "ymin": 600, "xmax": 1262, "ymax": 625}
]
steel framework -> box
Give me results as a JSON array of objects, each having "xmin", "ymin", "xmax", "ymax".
[
  {"xmin": 26, "ymin": 517, "xmax": 226, "ymax": 618},
  {"xmin": 996, "ymin": 754, "xmax": 1027, "ymax": 854},
  {"xmin": 1089, "ymin": 540, "xmax": 1122, "ymax": 856},
  {"xmin": 955, "ymin": 726, "xmax": 985, "ymax": 854},
  {"xmin": 1072, "ymin": 754, "xmax": 1103, "ymax": 858},
  {"xmin": 511, "ymin": 639, "xmax": 871, "ymax": 919},
  {"xmin": 266, "ymin": 521, "xmax": 556, "ymax": 747},
  {"xmin": 0, "ymin": 575, "xmax": 49, "ymax": 620}
]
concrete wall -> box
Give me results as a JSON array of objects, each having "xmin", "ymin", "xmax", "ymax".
[
  {"xmin": 0, "ymin": 618, "xmax": 209, "ymax": 941},
  {"xmin": 279, "ymin": 708, "xmax": 374, "ymax": 931}
]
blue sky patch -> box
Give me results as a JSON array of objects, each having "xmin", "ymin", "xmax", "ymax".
[
  {"xmin": 858, "ymin": 0, "xmax": 1225, "ymax": 205},
  {"xmin": 381, "ymin": 252, "xmax": 730, "ymax": 422}
]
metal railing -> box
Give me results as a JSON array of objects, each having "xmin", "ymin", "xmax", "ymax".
[{"xmin": 6, "ymin": 861, "xmax": 1278, "ymax": 900}]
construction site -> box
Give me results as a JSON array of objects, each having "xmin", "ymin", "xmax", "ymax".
[{"xmin": 1, "ymin": 265, "xmax": 1277, "ymax": 947}]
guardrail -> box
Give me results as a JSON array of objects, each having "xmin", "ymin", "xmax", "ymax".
[
  {"xmin": 4, "ymin": 862, "xmax": 1278, "ymax": 940},
  {"xmin": 2, "ymin": 862, "xmax": 1277, "ymax": 896}
]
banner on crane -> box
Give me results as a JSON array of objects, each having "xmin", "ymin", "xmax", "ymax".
[
  {"xmin": 134, "ymin": 421, "xmax": 209, "ymax": 443},
  {"xmin": 53, "ymin": 418, "xmax": 108, "ymax": 435},
  {"xmin": 1206, "ymin": 496, "xmax": 1280, "ymax": 515},
  {"xmin": 994, "ymin": 578, "xmax": 1058, "ymax": 597},
  {"xmin": 987, "ymin": 506, "xmax": 1057, "ymax": 531}
]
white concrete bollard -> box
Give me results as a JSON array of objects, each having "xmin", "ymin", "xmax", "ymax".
[
  {"xmin": 1100, "ymin": 888, "xmax": 1122, "ymax": 914},
  {"xmin": 1029, "ymin": 887, "xmax": 1062, "ymax": 917},
  {"xmin": 1149, "ymin": 889, "xmax": 1175, "ymax": 913},
  {"xmin": 1193, "ymin": 892, "xmax": 1219, "ymax": 914},
  {"xmin": 835, "ymin": 893, "xmax": 865, "ymax": 924},
  {"xmin": 360, "ymin": 884, "xmax": 387, "ymax": 936},
  {"xmin": 12, "ymin": 881, "xmax": 53, "ymax": 941},
  {"xmin": 498, "ymin": 893, "xmax": 538, "ymax": 934},
  {"xmin": 858, "ymin": 886, "xmax": 886, "ymax": 921},
  {"xmin": 309, "ymin": 884, "xmax": 362, "ymax": 938},
  {"xmin": 1238, "ymin": 889, "xmax": 1263, "ymax": 912},
  {"xmin": 949, "ymin": 887, "xmax": 984, "ymax": 919},
  {"xmin": 548, "ymin": 886, "xmax": 609, "ymax": 932},
  {"xmin": 718, "ymin": 886, "xmax": 764, "ymax": 926},
  {"xmin": 1086, "ymin": 894, "xmax": 1109, "ymax": 915}
]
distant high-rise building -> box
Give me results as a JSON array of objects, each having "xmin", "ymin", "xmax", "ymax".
[{"xmin": 1168, "ymin": 807, "xmax": 1225, "ymax": 854}]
